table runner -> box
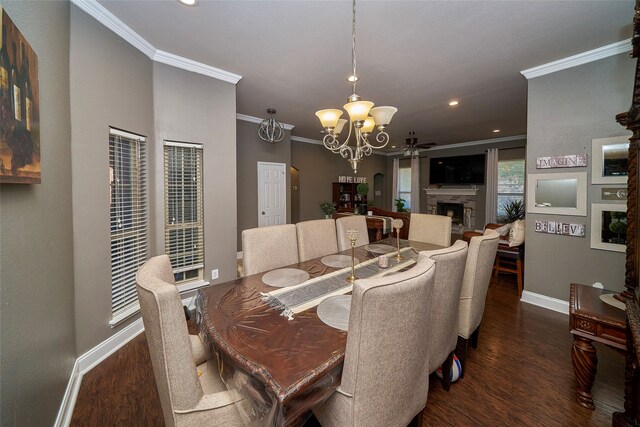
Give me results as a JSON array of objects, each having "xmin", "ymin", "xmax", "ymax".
[{"xmin": 262, "ymin": 243, "xmax": 416, "ymax": 319}]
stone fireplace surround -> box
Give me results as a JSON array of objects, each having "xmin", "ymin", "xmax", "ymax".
[{"xmin": 423, "ymin": 187, "xmax": 479, "ymax": 234}]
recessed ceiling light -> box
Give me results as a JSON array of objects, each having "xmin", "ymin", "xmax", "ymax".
[
  {"xmin": 391, "ymin": 145, "xmax": 397, "ymax": 148},
  {"xmin": 178, "ymin": 0, "xmax": 198, "ymax": 6},
  {"xmin": 448, "ymin": 100, "xmax": 459, "ymax": 106},
  {"xmin": 493, "ymin": 129, "xmax": 501, "ymax": 133}
]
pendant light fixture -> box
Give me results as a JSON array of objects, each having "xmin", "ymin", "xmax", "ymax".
[
  {"xmin": 314, "ymin": 0, "xmax": 397, "ymax": 174},
  {"xmin": 258, "ymin": 108, "xmax": 285, "ymax": 144}
]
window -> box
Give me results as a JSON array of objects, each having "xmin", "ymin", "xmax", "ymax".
[
  {"xmin": 109, "ymin": 128, "xmax": 148, "ymax": 325},
  {"xmin": 398, "ymin": 165, "xmax": 412, "ymax": 210},
  {"xmin": 164, "ymin": 141, "xmax": 204, "ymax": 284},
  {"xmin": 497, "ymin": 159, "xmax": 525, "ymax": 221}
]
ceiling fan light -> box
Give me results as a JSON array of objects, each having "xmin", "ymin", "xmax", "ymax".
[
  {"xmin": 315, "ymin": 109, "xmax": 343, "ymax": 129},
  {"xmin": 344, "ymin": 100, "xmax": 374, "ymax": 122},
  {"xmin": 370, "ymin": 106, "xmax": 397, "ymax": 126},
  {"xmin": 334, "ymin": 119, "xmax": 348, "ymax": 135},
  {"xmin": 361, "ymin": 116, "xmax": 376, "ymax": 133}
]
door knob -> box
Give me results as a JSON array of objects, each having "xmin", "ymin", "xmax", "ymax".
[{"xmin": 261, "ymin": 211, "xmax": 265, "ymax": 215}]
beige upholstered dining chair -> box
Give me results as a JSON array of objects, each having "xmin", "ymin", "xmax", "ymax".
[
  {"xmin": 136, "ymin": 255, "xmax": 243, "ymax": 427},
  {"xmin": 242, "ymin": 224, "xmax": 299, "ymax": 276},
  {"xmin": 296, "ymin": 219, "xmax": 339, "ymax": 262},
  {"xmin": 314, "ymin": 254, "xmax": 436, "ymax": 427},
  {"xmin": 408, "ymin": 213, "xmax": 452, "ymax": 247},
  {"xmin": 423, "ymin": 239, "xmax": 468, "ymax": 391},
  {"xmin": 456, "ymin": 229, "xmax": 500, "ymax": 376},
  {"xmin": 336, "ymin": 216, "xmax": 370, "ymax": 251}
]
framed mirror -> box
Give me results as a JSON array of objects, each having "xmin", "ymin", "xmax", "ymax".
[
  {"xmin": 527, "ymin": 172, "xmax": 587, "ymax": 216},
  {"xmin": 591, "ymin": 135, "xmax": 630, "ymax": 184},
  {"xmin": 590, "ymin": 203, "xmax": 627, "ymax": 252}
]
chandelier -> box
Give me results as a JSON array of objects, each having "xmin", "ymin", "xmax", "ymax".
[
  {"xmin": 314, "ymin": 0, "xmax": 397, "ymax": 174},
  {"xmin": 258, "ymin": 108, "xmax": 285, "ymax": 144}
]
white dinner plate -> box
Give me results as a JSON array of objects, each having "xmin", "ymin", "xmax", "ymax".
[
  {"xmin": 317, "ymin": 295, "xmax": 352, "ymax": 331},
  {"xmin": 364, "ymin": 244, "xmax": 395, "ymax": 255},
  {"xmin": 321, "ymin": 254, "xmax": 360, "ymax": 269},
  {"xmin": 262, "ymin": 268, "xmax": 310, "ymax": 288}
]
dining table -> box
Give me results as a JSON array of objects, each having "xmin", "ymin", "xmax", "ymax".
[{"xmin": 196, "ymin": 237, "xmax": 445, "ymax": 426}]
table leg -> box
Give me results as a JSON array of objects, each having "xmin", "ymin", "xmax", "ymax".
[
  {"xmin": 376, "ymin": 228, "xmax": 382, "ymax": 242},
  {"xmin": 571, "ymin": 335, "xmax": 598, "ymax": 410}
]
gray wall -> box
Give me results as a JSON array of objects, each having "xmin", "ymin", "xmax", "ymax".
[
  {"xmin": 525, "ymin": 54, "xmax": 633, "ymax": 299},
  {"xmin": 385, "ymin": 139, "xmax": 526, "ymax": 227},
  {"xmin": 236, "ymin": 119, "xmax": 291, "ymax": 251},
  {"xmin": 1, "ymin": 2, "xmax": 76, "ymax": 425},
  {"xmin": 153, "ymin": 62, "xmax": 238, "ymax": 283},
  {"xmin": 70, "ymin": 4, "xmax": 155, "ymax": 354},
  {"xmin": 291, "ymin": 142, "xmax": 388, "ymax": 221}
]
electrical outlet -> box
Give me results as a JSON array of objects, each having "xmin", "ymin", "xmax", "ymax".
[{"xmin": 211, "ymin": 269, "xmax": 219, "ymax": 280}]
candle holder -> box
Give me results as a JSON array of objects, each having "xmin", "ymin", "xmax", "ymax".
[
  {"xmin": 393, "ymin": 219, "xmax": 404, "ymax": 261},
  {"xmin": 346, "ymin": 229, "xmax": 359, "ymax": 283}
]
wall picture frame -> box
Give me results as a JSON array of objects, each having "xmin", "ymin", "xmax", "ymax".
[
  {"xmin": 526, "ymin": 172, "xmax": 587, "ymax": 216},
  {"xmin": 0, "ymin": 8, "xmax": 40, "ymax": 184},
  {"xmin": 591, "ymin": 135, "xmax": 630, "ymax": 185},
  {"xmin": 590, "ymin": 203, "xmax": 627, "ymax": 252}
]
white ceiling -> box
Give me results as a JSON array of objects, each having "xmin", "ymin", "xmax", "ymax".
[{"xmin": 97, "ymin": 0, "xmax": 634, "ymax": 149}]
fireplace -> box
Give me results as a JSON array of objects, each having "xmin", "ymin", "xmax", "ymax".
[{"xmin": 437, "ymin": 202, "xmax": 464, "ymax": 225}]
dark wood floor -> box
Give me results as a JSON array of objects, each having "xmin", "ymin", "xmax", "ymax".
[{"xmin": 71, "ymin": 275, "xmax": 624, "ymax": 426}]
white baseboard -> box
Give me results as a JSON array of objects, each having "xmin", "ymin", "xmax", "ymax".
[
  {"xmin": 54, "ymin": 359, "xmax": 81, "ymax": 427},
  {"xmin": 55, "ymin": 296, "xmax": 194, "ymax": 426},
  {"xmin": 520, "ymin": 290, "xmax": 569, "ymax": 315}
]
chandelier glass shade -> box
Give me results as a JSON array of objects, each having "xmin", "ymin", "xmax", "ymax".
[
  {"xmin": 314, "ymin": 0, "xmax": 397, "ymax": 174},
  {"xmin": 258, "ymin": 108, "xmax": 285, "ymax": 144}
]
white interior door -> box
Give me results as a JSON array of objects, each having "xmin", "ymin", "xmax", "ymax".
[{"xmin": 257, "ymin": 162, "xmax": 286, "ymax": 227}]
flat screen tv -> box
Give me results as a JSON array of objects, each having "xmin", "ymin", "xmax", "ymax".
[{"xmin": 429, "ymin": 154, "xmax": 485, "ymax": 184}]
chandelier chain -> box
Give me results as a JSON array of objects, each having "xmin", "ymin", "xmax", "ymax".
[{"xmin": 351, "ymin": 0, "xmax": 357, "ymax": 93}]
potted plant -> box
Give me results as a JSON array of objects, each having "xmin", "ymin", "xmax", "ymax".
[
  {"xmin": 320, "ymin": 201, "xmax": 336, "ymax": 218},
  {"xmin": 395, "ymin": 198, "xmax": 406, "ymax": 212},
  {"xmin": 500, "ymin": 199, "xmax": 525, "ymax": 223}
]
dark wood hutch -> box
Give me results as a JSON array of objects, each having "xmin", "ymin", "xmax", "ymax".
[{"xmin": 613, "ymin": 1, "xmax": 640, "ymax": 425}]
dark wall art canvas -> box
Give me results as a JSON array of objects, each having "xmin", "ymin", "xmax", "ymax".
[{"xmin": 0, "ymin": 8, "xmax": 40, "ymax": 184}]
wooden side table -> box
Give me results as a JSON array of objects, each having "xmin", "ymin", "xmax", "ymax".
[{"xmin": 570, "ymin": 283, "xmax": 627, "ymax": 409}]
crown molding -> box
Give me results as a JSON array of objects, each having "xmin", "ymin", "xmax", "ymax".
[
  {"xmin": 290, "ymin": 136, "xmax": 324, "ymax": 146},
  {"xmin": 387, "ymin": 134, "xmax": 527, "ymax": 157},
  {"xmin": 154, "ymin": 50, "xmax": 241, "ymax": 84},
  {"xmin": 71, "ymin": 0, "xmax": 155, "ymax": 58},
  {"xmin": 237, "ymin": 114, "xmax": 294, "ymax": 130},
  {"xmin": 521, "ymin": 39, "xmax": 631, "ymax": 79},
  {"xmin": 70, "ymin": 0, "xmax": 242, "ymax": 84}
]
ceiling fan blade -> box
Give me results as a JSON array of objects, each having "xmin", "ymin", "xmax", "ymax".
[{"xmin": 415, "ymin": 143, "xmax": 437, "ymax": 148}]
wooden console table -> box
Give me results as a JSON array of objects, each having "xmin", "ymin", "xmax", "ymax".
[{"xmin": 570, "ymin": 283, "xmax": 626, "ymax": 409}]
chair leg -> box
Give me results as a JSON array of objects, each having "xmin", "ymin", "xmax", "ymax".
[
  {"xmin": 456, "ymin": 336, "xmax": 468, "ymax": 379},
  {"xmin": 516, "ymin": 257, "xmax": 523, "ymax": 297},
  {"xmin": 470, "ymin": 326, "xmax": 480, "ymax": 349},
  {"xmin": 494, "ymin": 256, "xmax": 500, "ymax": 278},
  {"xmin": 408, "ymin": 409, "xmax": 423, "ymax": 427},
  {"xmin": 441, "ymin": 351, "xmax": 454, "ymax": 391}
]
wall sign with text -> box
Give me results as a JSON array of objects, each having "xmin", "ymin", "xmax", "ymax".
[
  {"xmin": 536, "ymin": 154, "xmax": 587, "ymax": 169},
  {"xmin": 338, "ymin": 176, "xmax": 367, "ymax": 183},
  {"xmin": 534, "ymin": 220, "xmax": 586, "ymax": 237}
]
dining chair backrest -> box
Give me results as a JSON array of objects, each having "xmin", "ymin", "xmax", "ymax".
[
  {"xmin": 422, "ymin": 240, "xmax": 468, "ymax": 372},
  {"xmin": 136, "ymin": 255, "xmax": 204, "ymax": 425},
  {"xmin": 336, "ymin": 216, "xmax": 370, "ymax": 251},
  {"xmin": 408, "ymin": 213, "xmax": 452, "ymax": 247},
  {"xmin": 458, "ymin": 229, "xmax": 500, "ymax": 339},
  {"xmin": 296, "ymin": 219, "xmax": 339, "ymax": 262},
  {"xmin": 316, "ymin": 254, "xmax": 436, "ymax": 427},
  {"xmin": 242, "ymin": 224, "xmax": 299, "ymax": 276}
]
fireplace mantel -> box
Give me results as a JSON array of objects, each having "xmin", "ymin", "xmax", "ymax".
[{"xmin": 423, "ymin": 187, "xmax": 479, "ymax": 196}]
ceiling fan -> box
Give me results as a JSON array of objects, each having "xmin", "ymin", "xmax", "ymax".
[{"xmin": 403, "ymin": 131, "xmax": 436, "ymax": 157}]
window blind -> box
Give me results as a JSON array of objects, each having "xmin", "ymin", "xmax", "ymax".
[
  {"xmin": 164, "ymin": 141, "xmax": 204, "ymax": 283},
  {"xmin": 109, "ymin": 128, "xmax": 148, "ymax": 321}
]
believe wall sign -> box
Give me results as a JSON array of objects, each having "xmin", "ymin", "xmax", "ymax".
[
  {"xmin": 337, "ymin": 176, "xmax": 367, "ymax": 183},
  {"xmin": 536, "ymin": 154, "xmax": 587, "ymax": 169},
  {"xmin": 534, "ymin": 220, "xmax": 586, "ymax": 237}
]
